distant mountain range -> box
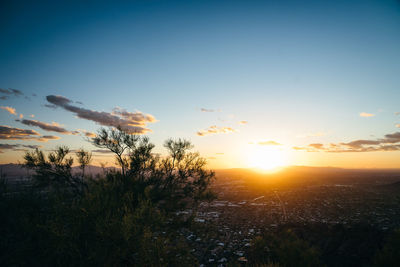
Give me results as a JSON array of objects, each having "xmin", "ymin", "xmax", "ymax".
[
  {"xmin": 214, "ymin": 166, "xmax": 400, "ymax": 186},
  {"xmin": 0, "ymin": 164, "xmax": 116, "ymax": 180},
  {"xmin": 1, "ymin": 164, "xmax": 400, "ymax": 186}
]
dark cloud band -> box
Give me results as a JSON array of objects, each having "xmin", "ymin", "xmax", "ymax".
[{"xmin": 46, "ymin": 95, "xmax": 156, "ymax": 134}]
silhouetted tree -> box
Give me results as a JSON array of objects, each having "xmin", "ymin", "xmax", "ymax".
[
  {"xmin": 75, "ymin": 148, "xmax": 92, "ymax": 177},
  {"xmin": 90, "ymin": 127, "xmax": 215, "ymax": 214},
  {"xmin": 2, "ymin": 128, "xmax": 215, "ymax": 266},
  {"xmin": 91, "ymin": 127, "xmax": 136, "ymax": 176},
  {"xmin": 23, "ymin": 146, "xmax": 82, "ymax": 193}
]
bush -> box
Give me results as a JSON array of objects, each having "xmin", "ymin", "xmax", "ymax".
[{"xmin": 0, "ymin": 127, "xmax": 214, "ymax": 266}]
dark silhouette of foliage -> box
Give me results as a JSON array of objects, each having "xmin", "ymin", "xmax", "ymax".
[
  {"xmin": 90, "ymin": 127, "xmax": 216, "ymax": 215},
  {"xmin": 0, "ymin": 128, "xmax": 214, "ymax": 266},
  {"xmin": 374, "ymin": 229, "xmax": 400, "ymax": 267},
  {"xmin": 75, "ymin": 148, "xmax": 92, "ymax": 177},
  {"xmin": 247, "ymin": 223, "xmax": 389, "ymax": 267},
  {"xmin": 23, "ymin": 146, "xmax": 84, "ymax": 194},
  {"xmin": 91, "ymin": 127, "xmax": 135, "ymax": 176},
  {"xmin": 248, "ymin": 228, "xmax": 323, "ymax": 267}
]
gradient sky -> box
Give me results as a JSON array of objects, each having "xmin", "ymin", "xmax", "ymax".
[{"xmin": 1, "ymin": 0, "xmax": 400, "ymax": 169}]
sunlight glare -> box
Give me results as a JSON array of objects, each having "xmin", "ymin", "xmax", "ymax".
[{"xmin": 246, "ymin": 145, "xmax": 288, "ymax": 172}]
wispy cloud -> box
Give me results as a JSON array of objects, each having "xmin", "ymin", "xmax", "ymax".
[
  {"xmin": 396, "ymin": 124, "xmax": 400, "ymax": 128},
  {"xmin": 17, "ymin": 119, "xmax": 79, "ymax": 135},
  {"xmin": 308, "ymin": 143, "xmax": 324, "ymax": 149},
  {"xmin": 256, "ymin": 140, "xmax": 282, "ymax": 146},
  {"xmin": 238, "ymin": 120, "xmax": 248, "ymax": 125},
  {"xmin": 0, "ymin": 143, "xmax": 42, "ymax": 153},
  {"xmin": 341, "ymin": 139, "xmax": 381, "ymax": 148},
  {"xmin": 293, "ymin": 131, "xmax": 400, "ymax": 152},
  {"xmin": 112, "ymin": 107, "xmax": 157, "ymax": 124},
  {"xmin": 0, "ymin": 88, "xmax": 23, "ymax": 97},
  {"xmin": 0, "ymin": 106, "xmax": 17, "ymax": 115},
  {"xmin": 0, "ymin": 125, "xmax": 60, "ymax": 142},
  {"xmin": 200, "ymin": 108, "xmax": 216, "ymax": 112},
  {"xmin": 196, "ymin": 125, "xmax": 236, "ymax": 136},
  {"xmin": 36, "ymin": 135, "xmax": 61, "ymax": 142},
  {"xmin": 360, "ymin": 112, "xmax": 375, "ymax": 117},
  {"xmin": 78, "ymin": 129, "xmax": 97, "ymax": 138},
  {"xmin": 46, "ymin": 95, "xmax": 157, "ymax": 134},
  {"xmin": 44, "ymin": 104, "xmax": 57, "ymax": 109}
]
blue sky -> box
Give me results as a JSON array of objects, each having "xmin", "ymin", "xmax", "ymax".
[{"xmin": 1, "ymin": 0, "xmax": 400, "ymax": 168}]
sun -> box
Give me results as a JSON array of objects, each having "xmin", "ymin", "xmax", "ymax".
[{"xmin": 246, "ymin": 145, "xmax": 288, "ymax": 172}]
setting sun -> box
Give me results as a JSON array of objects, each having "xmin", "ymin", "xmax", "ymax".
[{"xmin": 246, "ymin": 145, "xmax": 288, "ymax": 171}]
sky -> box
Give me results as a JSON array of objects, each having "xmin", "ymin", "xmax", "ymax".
[{"xmin": 1, "ymin": 0, "xmax": 400, "ymax": 169}]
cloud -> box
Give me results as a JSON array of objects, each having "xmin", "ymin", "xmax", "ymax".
[
  {"xmin": 0, "ymin": 88, "xmax": 23, "ymax": 97},
  {"xmin": 396, "ymin": 124, "xmax": 400, "ymax": 128},
  {"xmin": 0, "ymin": 125, "xmax": 39, "ymax": 137},
  {"xmin": 196, "ymin": 125, "xmax": 236, "ymax": 136},
  {"xmin": 0, "ymin": 143, "xmax": 42, "ymax": 153},
  {"xmin": 0, "ymin": 125, "xmax": 60, "ymax": 142},
  {"xmin": 238, "ymin": 120, "xmax": 248, "ymax": 125},
  {"xmin": 112, "ymin": 107, "xmax": 157, "ymax": 124},
  {"xmin": 200, "ymin": 108, "xmax": 215, "ymax": 112},
  {"xmin": 46, "ymin": 95, "xmax": 156, "ymax": 134},
  {"xmin": 37, "ymin": 135, "xmax": 61, "ymax": 142},
  {"xmin": 0, "ymin": 144, "xmax": 19, "ymax": 149},
  {"xmin": 44, "ymin": 104, "xmax": 57, "ymax": 109},
  {"xmin": 384, "ymin": 132, "xmax": 400, "ymax": 143},
  {"xmin": 308, "ymin": 143, "xmax": 324, "ymax": 149},
  {"xmin": 216, "ymin": 153, "xmax": 224, "ymax": 155},
  {"xmin": 47, "ymin": 95, "xmax": 72, "ymax": 106},
  {"xmin": 395, "ymin": 112, "xmax": 400, "ymax": 116},
  {"xmin": 257, "ymin": 140, "xmax": 282, "ymax": 146},
  {"xmin": 78, "ymin": 129, "xmax": 97, "ymax": 138},
  {"xmin": 18, "ymin": 119, "xmax": 78, "ymax": 135},
  {"xmin": 0, "ymin": 96, "xmax": 8, "ymax": 100},
  {"xmin": 360, "ymin": 112, "xmax": 375, "ymax": 117},
  {"xmin": 340, "ymin": 139, "xmax": 382, "ymax": 148},
  {"xmin": 84, "ymin": 132, "xmax": 96, "ymax": 138},
  {"xmin": 0, "ymin": 106, "xmax": 17, "ymax": 115},
  {"xmin": 293, "ymin": 131, "xmax": 400, "ymax": 153}
]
